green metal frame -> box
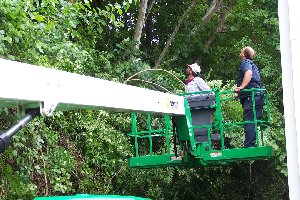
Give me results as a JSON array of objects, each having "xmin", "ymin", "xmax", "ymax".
[
  {"xmin": 129, "ymin": 113, "xmax": 179, "ymax": 168},
  {"xmin": 129, "ymin": 88, "xmax": 273, "ymax": 168}
]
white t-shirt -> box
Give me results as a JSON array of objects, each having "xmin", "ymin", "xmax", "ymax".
[{"xmin": 185, "ymin": 77, "xmax": 211, "ymax": 93}]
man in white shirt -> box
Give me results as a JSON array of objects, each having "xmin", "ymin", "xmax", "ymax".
[{"xmin": 185, "ymin": 63, "xmax": 211, "ymax": 93}]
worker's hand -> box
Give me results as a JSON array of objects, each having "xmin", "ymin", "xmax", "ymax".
[{"xmin": 235, "ymin": 86, "xmax": 244, "ymax": 93}]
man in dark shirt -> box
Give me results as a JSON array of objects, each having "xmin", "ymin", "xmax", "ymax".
[{"xmin": 235, "ymin": 46, "xmax": 264, "ymax": 147}]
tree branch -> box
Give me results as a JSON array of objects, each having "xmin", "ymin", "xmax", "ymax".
[
  {"xmin": 272, "ymin": 86, "xmax": 283, "ymax": 96},
  {"xmin": 126, "ymin": 79, "xmax": 173, "ymax": 93},
  {"xmin": 145, "ymin": 0, "xmax": 155, "ymax": 21},
  {"xmin": 154, "ymin": 0, "xmax": 197, "ymax": 68},
  {"xmin": 40, "ymin": 148, "xmax": 49, "ymax": 196},
  {"xmin": 124, "ymin": 68, "xmax": 185, "ymax": 87},
  {"xmin": 197, "ymin": 0, "xmax": 236, "ymax": 63},
  {"xmin": 191, "ymin": 0, "xmax": 223, "ymax": 34},
  {"xmin": 205, "ymin": 7, "xmax": 228, "ymax": 48},
  {"xmin": 202, "ymin": 0, "xmax": 223, "ymax": 25}
]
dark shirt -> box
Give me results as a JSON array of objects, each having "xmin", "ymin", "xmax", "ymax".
[{"xmin": 237, "ymin": 59, "xmax": 261, "ymax": 99}]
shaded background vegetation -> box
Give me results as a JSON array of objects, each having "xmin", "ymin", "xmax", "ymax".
[{"xmin": 0, "ymin": 0, "xmax": 287, "ymax": 199}]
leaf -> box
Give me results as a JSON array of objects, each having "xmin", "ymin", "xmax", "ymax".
[
  {"xmin": 230, "ymin": 26, "xmax": 238, "ymax": 31},
  {"xmin": 35, "ymin": 14, "xmax": 44, "ymax": 22},
  {"xmin": 118, "ymin": 8, "xmax": 123, "ymax": 15},
  {"xmin": 12, "ymin": 150, "xmax": 18, "ymax": 156},
  {"xmin": 85, "ymin": 3, "xmax": 91, "ymax": 9},
  {"xmin": 4, "ymin": 36, "xmax": 12, "ymax": 44},
  {"xmin": 118, "ymin": 21, "xmax": 124, "ymax": 27},
  {"xmin": 69, "ymin": 19, "xmax": 78, "ymax": 28},
  {"xmin": 98, "ymin": 19, "xmax": 105, "ymax": 26},
  {"xmin": 97, "ymin": 27, "xmax": 103, "ymax": 34},
  {"xmin": 7, "ymin": 54, "xmax": 15, "ymax": 60},
  {"xmin": 36, "ymin": 42, "xmax": 44, "ymax": 53},
  {"xmin": 111, "ymin": 14, "xmax": 116, "ymax": 22}
]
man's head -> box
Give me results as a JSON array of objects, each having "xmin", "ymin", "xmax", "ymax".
[
  {"xmin": 240, "ymin": 46, "xmax": 256, "ymax": 60},
  {"xmin": 187, "ymin": 63, "xmax": 201, "ymax": 76}
]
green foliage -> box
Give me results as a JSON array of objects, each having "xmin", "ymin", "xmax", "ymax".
[
  {"xmin": 49, "ymin": 110, "xmax": 132, "ymax": 194},
  {"xmin": 0, "ymin": 160, "xmax": 36, "ymax": 199}
]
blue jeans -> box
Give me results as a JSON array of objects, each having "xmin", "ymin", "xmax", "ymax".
[{"xmin": 241, "ymin": 95, "xmax": 264, "ymax": 147}]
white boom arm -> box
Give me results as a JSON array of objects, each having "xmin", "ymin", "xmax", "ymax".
[{"xmin": 0, "ymin": 58, "xmax": 185, "ymax": 116}]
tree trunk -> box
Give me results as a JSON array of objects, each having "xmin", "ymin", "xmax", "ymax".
[
  {"xmin": 145, "ymin": 0, "xmax": 155, "ymax": 48},
  {"xmin": 154, "ymin": 0, "xmax": 196, "ymax": 68},
  {"xmin": 133, "ymin": 0, "xmax": 149, "ymax": 49},
  {"xmin": 145, "ymin": 10, "xmax": 153, "ymax": 48}
]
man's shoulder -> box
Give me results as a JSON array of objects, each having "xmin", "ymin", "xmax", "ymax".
[
  {"xmin": 193, "ymin": 77, "xmax": 205, "ymax": 82},
  {"xmin": 194, "ymin": 77, "xmax": 211, "ymax": 90},
  {"xmin": 240, "ymin": 59, "xmax": 253, "ymax": 71},
  {"xmin": 240, "ymin": 59, "xmax": 253, "ymax": 65}
]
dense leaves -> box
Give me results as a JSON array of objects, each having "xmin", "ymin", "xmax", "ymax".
[{"xmin": 0, "ymin": 0, "xmax": 287, "ymax": 199}]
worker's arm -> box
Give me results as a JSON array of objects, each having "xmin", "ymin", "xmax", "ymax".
[{"xmin": 235, "ymin": 70, "xmax": 252, "ymax": 92}]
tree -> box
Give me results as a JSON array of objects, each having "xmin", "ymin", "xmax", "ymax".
[{"xmin": 133, "ymin": 0, "xmax": 148, "ymax": 50}]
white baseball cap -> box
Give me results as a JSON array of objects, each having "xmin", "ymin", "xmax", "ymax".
[{"xmin": 187, "ymin": 63, "xmax": 201, "ymax": 74}]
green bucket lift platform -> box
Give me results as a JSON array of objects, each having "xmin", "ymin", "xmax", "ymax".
[{"xmin": 129, "ymin": 89, "xmax": 273, "ymax": 168}]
